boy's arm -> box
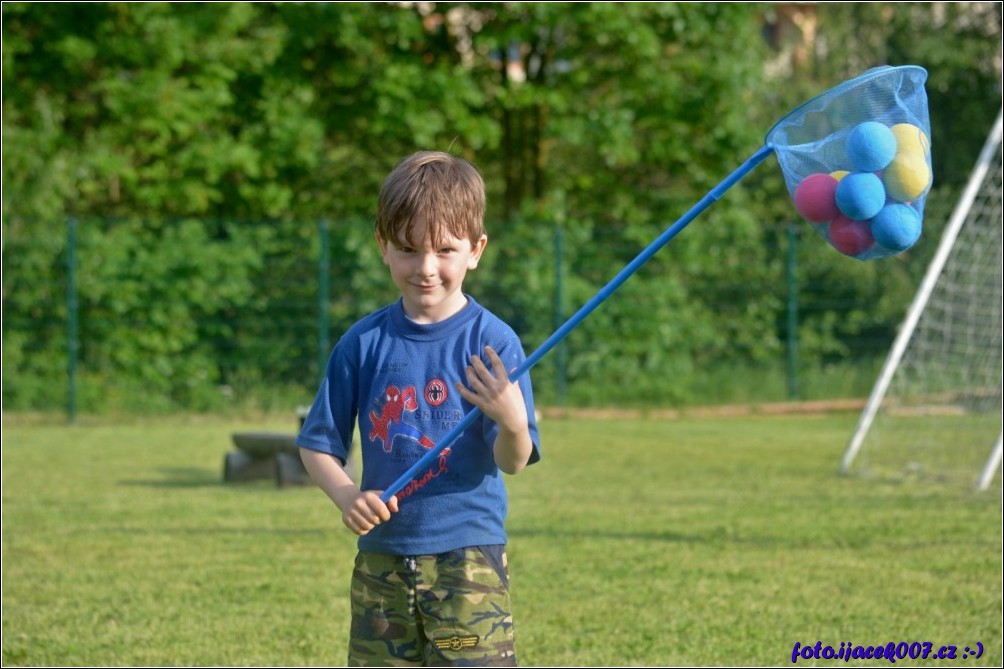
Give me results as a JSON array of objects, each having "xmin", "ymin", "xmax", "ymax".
[
  {"xmin": 299, "ymin": 448, "xmax": 398, "ymax": 535},
  {"xmin": 454, "ymin": 345, "xmax": 534, "ymax": 475},
  {"xmin": 492, "ymin": 416, "xmax": 535, "ymax": 475}
]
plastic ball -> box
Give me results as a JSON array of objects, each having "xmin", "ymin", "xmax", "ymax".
[
  {"xmin": 835, "ymin": 172, "xmax": 886, "ymax": 221},
  {"xmin": 830, "ymin": 170, "xmax": 850, "ymax": 182},
  {"xmin": 871, "ymin": 203, "xmax": 921, "ymax": 252},
  {"xmin": 847, "ymin": 121, "xmax": 897, "ymax": 172},
  {"xmin": 793, "ymin": 173, "xmax": 839, "ymax": 223},
  {"xmin": 890, "ymin": 123, "xmax": 930, "ymax": 158},
  {"xmin": 828, "ymin": 215, "xmax": 875, "ymax": 257},
  {"xmin": 883, "ymin": 153, "xmax": 931, "ymax": 202}
]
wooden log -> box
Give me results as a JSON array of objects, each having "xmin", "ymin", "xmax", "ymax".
[
  {"xmin": 223, "ymin": 450, "xmax": 276, "ymax": 482},
  {"xmin": 275, "ymin": 451, "xmax": 312, "ymax": 487},
  {"xmin": 275, "ymin": 450, "xmax": 358, "ymax": 486},
  {"xmin": 227, "ymin": 429, "xmax": 358, "ymax": 487},
  {"xmin": 231, "ymin": 432, "xmax": 299, "ymax": 458}
]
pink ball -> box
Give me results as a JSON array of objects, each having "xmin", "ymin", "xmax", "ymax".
[
  {"xmin": 829, "ymin": 214, "xmax": 875, "ymax": 257},
  {"xmin": 793, "ymin": 173, "xmax": 839, "ymax": 223}
]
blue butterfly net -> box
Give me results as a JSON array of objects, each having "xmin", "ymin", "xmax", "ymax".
[{"xmin": 766, "ymin": 66, "xmax": 932, "ymax": 260}]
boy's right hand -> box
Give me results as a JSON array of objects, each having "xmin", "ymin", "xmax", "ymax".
[{"xmin": 342, "ymin": 490, "xmax": 399, "ymax": 536}]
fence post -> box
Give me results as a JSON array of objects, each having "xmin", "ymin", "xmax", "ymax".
[
  {"xmin": 67, "ymin": 217, "xmax": 79, "ymax": 424},
  {"xmin": 786, "ymin": 222, "xmax": 799, "ymax": 400},
  {"xmin": 317, "ymin": 219, "xmax": 331, "ymax": 382},
  {"xmin": 554, "ymin": 226, "xmax": 567, "ymax": 406}
]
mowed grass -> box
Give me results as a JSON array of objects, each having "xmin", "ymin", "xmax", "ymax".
[{"xmin": 2, "ymin": 412, "xmax": 1001, "ymax": 666}]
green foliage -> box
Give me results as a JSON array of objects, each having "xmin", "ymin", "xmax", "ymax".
[
  {"xmin": 75, "ymin": 218, "xmax": 266, "ymax": 411},
  {"xmin": 2, "ymin": 3, "xmax": 1000, "ymax": 413}
]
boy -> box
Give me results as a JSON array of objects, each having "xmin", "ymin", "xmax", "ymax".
[{"xmin": 297, "ymin": 150, "xmax": 542, "ymax": 667}]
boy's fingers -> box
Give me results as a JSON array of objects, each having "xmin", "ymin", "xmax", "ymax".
[
  {"xmin": 464, "ymin": 365, "xmax": 481, "ymax": 389},
  {"xmin": 470, "ymin": 355, "xmax": 491, "ymax": 378},
  {"xmin": 485, "ymin": 346, "xmax": 509, "ymax": 379},
  {"xmin": 469, "ymin": 362, "xmax": 497, "ymax": 393}
]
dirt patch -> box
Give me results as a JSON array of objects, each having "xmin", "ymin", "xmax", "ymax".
[{"xmin": 539, "ymin": 398, "xmax": 866, "ymax": 421}]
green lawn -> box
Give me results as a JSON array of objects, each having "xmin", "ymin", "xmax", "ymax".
[{"xmin": 2, "ymin": 412, "xmax": 1001, "ymax": 666}]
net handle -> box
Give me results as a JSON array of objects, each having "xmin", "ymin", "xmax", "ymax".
[{"xmin": 379, "ymin": 144, "xmax": 776, "ymax": 503}]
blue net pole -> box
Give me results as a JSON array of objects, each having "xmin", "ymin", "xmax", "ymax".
[{"xmin": 381, "ymin": 144, "xmax": 776, "ymax": 502}]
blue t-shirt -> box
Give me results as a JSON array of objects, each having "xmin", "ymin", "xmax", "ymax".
[{"xmin": 297, "ymin": 295, "xmax": 541, "ymax": 555}]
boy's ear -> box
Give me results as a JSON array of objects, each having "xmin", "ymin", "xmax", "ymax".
[{"xmin": 468, "ymin": 234, "xmax": 488, "ymax": 270}]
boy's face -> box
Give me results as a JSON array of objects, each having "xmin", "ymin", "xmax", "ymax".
[{"xmin": 377, "ymin": 218, "xmax": 487, "ymax": 324}]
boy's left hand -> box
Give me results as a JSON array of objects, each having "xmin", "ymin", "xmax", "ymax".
[{"xmin": 456, "ymin": 346, "xmax": 528, "ymax": 434}]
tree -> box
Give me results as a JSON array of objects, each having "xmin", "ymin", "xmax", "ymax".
[
  {"xmin": 769, "ymin": 2, "xmax": 1003, "ymax": 372},
  {"xmin": 3, "ymin": 3, "xmax": 999, "ymax": 412}
]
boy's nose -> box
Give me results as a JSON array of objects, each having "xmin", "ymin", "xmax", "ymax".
[{"xmin": 417, "ymin": 253, "xmax": 438, "ymax": 276}]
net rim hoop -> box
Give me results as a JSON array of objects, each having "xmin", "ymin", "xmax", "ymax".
[{"xmin": 764, "ymin": 65, "xmax": 929, "ymax": 148}]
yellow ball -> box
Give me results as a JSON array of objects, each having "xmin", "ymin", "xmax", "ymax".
[
  {"xmin": 890, "ymin": 123, "xmax": 930, "ymax": 158},
  {"xmin": 883, "ymin": 153, "xmax": 931, "ymax": 202},
  {"xmin": 829, "ymin": 170, "xmax": 850, "ymax": 182}
]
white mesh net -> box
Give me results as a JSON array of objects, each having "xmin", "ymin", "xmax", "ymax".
[
  {"xmin": 767, "ymin": 66, "xmax": 932, "ymax": 260},
  {"xmin": 842, "ymin": 113, "xmax": 1003, "ymax": 488}
]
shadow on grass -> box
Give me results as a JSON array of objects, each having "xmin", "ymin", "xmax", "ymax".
[
  {"xmin": 509, "ymin": 526, "xmax": 712, "ymax": 544},
  {"xmin": 508, "ymin": 525, "xmax": 792, "ymax": 547},
  {"xmin": 99, "ymin": 523, "xmax": 329, "ymax": 537},
  {"xmin": 120, "ymin": 466, "xmax": 317, "ymax": 492},
  {"xmin": 119, "ymin": 466, "xmax": 246, "ymax": 489}
]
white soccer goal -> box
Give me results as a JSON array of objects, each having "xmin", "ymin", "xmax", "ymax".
[{"xmin": 841, "ymin": 109, "xmax": 1003, "ymax": 490}]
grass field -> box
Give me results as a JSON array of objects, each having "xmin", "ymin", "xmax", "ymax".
[{"xmin": 2, "ymin": 411, "xmax": 1001, "ymax": 666}]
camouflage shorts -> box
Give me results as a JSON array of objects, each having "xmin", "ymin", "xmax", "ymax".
[{"xmin": 348, "ymin": 546, "xmax": 517, "ymax": 667}]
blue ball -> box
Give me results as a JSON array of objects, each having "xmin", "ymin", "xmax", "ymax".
[
  {"xmin": 835, "ymin": 172, "xmax": 886, "ymax": 221},
  {"xmin": 871, "ymin": 204, "xmax": 921, "ymax": 252},
  {"xmin": 847, "ymin": 121, "xmax": 897, "ymax": 172}
]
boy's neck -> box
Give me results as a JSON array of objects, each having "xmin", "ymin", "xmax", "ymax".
[{"xmin": 402, "ymin": 292, "xmax": 469, "ymax": 324}]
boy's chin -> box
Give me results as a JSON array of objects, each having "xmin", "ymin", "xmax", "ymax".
[{"xmin": 402, "ymin": 291, "xmax": 467, "ymax": 322}]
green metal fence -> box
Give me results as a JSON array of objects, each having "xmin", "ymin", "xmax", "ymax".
[{"xmin": 1, "ymin": 215, "xmax": 898, "ymax": 420}]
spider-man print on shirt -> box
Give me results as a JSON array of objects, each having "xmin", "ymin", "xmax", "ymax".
[{"xmin": 368, "ymin": 385, "xmax": 437, "ymax": 453}]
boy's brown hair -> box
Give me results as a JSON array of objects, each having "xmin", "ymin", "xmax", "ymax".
[{"xmin": 376, "ymin": 151, "xmax": 486, "ymax": 248}]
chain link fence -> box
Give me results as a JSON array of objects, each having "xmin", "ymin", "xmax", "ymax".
[{"xmin": 2, "ymin": 215, "xmax": 900, "ymax": 420}]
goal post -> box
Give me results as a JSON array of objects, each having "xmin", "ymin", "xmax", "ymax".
[
  {"xmin": 979, "ymin": 433, "xmax": 1003, "ymax": 491},
  {"xmin": 840, "ymin": 109, "xmax": 1003, "ymax": 490}
]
